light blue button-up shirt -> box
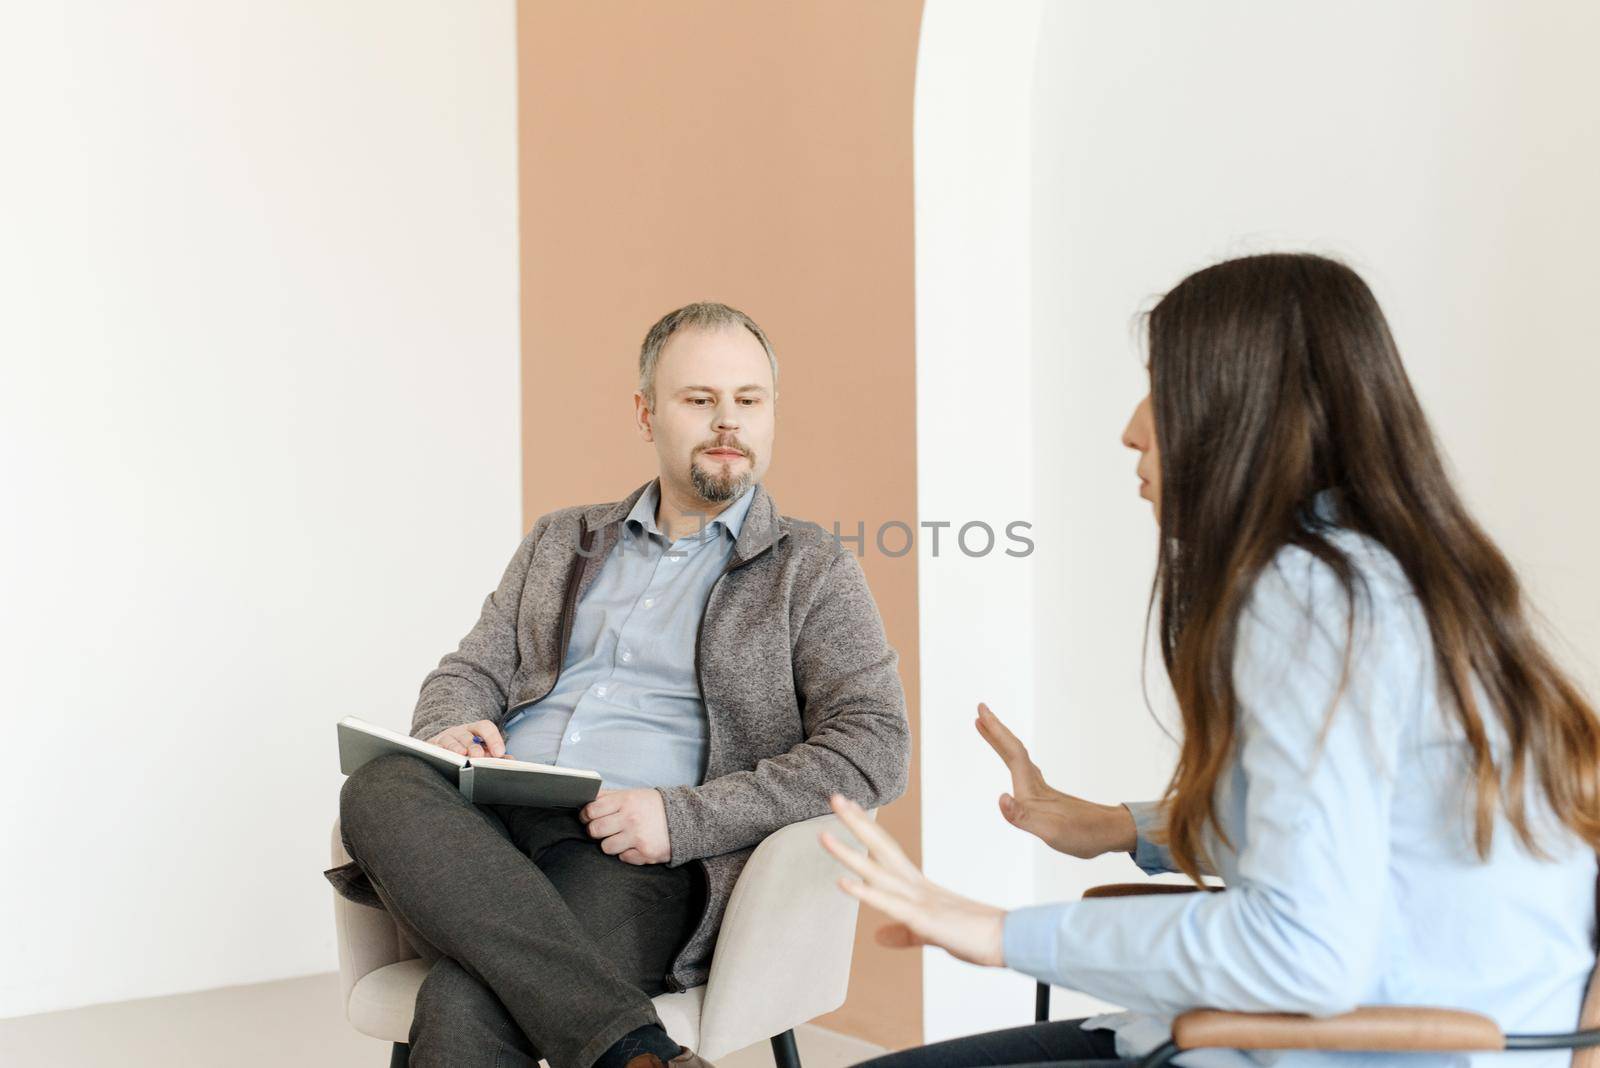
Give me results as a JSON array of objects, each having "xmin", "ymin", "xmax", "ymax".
[
  {"xmin": 501, "ymin": 479, "xmax": 757, "ymax": 790},
  {"xmin": 1004, "ymin": 515, "xmax": 1596, "ymax": 1068}
]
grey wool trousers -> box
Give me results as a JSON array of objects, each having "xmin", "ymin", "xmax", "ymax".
[{"xmin": 338, "ymin": 753, "xmax": 699, "ymax": 1068}]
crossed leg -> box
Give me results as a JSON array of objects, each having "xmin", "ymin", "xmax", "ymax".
[{"xmin": 339, "ymin": 753, "xmax": 694, "ymax": 1068}]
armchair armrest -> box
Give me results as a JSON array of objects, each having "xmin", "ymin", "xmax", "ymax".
[
  {"xmin": 329, "ymin": 818, "xmax": 418, "ymax": 1015},
  {"xmin": 1145, "ymin": 1008, "xmax": 1600, "ymax": 1068},
  {"xmin": 697, "ymin": 812, "xmax": 866, "ymax": 1058},
  {"xmin": 1083, "ymin": 883, "xmax": 1220, "ymax": 899},
  {"xmin": 1173, "ymin": 1006, "xmax": 1505, "ymax": 1053}
]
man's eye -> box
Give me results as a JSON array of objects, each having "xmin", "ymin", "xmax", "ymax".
[
  {"xmin": 739, "ymin": 397, "xmax": 760, "ymax": 406},
  {"xmin": 687, "ymin": 397, "xmax": 711, "ymax": 406}
]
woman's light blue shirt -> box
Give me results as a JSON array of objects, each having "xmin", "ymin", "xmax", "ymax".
[{"xmin": 1003, "ymin": 522, "xmax": 1596, "ymax": 1068}]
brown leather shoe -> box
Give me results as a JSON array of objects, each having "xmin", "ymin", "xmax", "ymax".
[{"xmin": 622, "ymin": 1047, "xmax": 716, "ymax": 1068}]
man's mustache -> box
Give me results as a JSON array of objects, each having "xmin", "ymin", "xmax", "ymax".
[{"xmin": 697, "ymin": 440, "xmax": 750, "ymax": 457}]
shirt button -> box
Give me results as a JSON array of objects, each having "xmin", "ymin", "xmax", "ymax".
[
  {"xmin": 642, "ymin": 598, "xmax": 654, "ymax": 609},
  {"xmin": 621, "ymin": 649, "xmax": 633, "ymax": 663},
  {"xmin": 594, "ymin": 684, "xmax": 607, "ymax": 697},
  {"xmin": 569, "ymin": 732, "xmax": 581, "ymax": 743}
]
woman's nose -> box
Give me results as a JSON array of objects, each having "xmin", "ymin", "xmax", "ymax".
[{"xmin": 1120, "ymin": 418, "xmax": 1140, "ymax": 451}]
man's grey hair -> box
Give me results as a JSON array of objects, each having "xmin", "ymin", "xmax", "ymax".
[{"xmin": 638, "ymin": 302, "xmax": 779, "ymax": 411}]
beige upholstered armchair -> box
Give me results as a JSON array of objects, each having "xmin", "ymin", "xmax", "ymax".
[
  {"xmin": 1034, "ymin": 881, "xmax": 1600, "ymax": 1068},
  {"xmin": 330, "ymin": 812, "xmax": 864, "ymax": 1068}
]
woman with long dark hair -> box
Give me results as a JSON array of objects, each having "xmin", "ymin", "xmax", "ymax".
[{"xmin": 821, "ymin": 253, "xmax": 1600, "ymax": 1068}]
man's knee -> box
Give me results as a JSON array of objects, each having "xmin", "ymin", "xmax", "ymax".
[{"xmin": 340, "ymin": 753, "xmax": 448, "ymax": 846}]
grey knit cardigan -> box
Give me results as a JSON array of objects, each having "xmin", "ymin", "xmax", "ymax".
[{"xmin": 325, "ymin": 478, "xmax": 911, "ymax": 990}]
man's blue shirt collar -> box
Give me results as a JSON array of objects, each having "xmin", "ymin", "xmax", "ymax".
[{"xmin": 626, "ymin": 478, "xmax": 758, "ymax": 543}]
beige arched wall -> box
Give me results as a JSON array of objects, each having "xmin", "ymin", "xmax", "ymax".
[{"xmin": 516, "ymin": 1, "xmax": 925, "ymax": 1049}]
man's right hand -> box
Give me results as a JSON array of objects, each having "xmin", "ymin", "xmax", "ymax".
[
  {"xmin": 426, "ymin": 719, "xmax": 507, "ymax": 759},
  {"xmin": 974, "ymin": 701, "xmax": 1137, "ymax": 859}
]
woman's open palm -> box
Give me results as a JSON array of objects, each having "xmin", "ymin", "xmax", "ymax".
[
  {"xmin": 818, "ymin": 795, "xmax": 1005, "ymax": 968},
  {"xmin": 974, "ymin": 702, "xmax": 1135, "ymax": 859}
]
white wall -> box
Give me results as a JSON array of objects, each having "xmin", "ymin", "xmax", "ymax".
[
  {"xmin": 919, "ymin": 0, "xmax": 1600, "ymax": 1038},
  {"xmin": 0, "ymin": 1, "xmax": 520, "ymax": 1017},
  {"xmin": 913, "ymin": 1, "xmax": 1048, "ymax": 1042}
]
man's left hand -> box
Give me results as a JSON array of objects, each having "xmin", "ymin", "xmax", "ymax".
[{"xmin": 580, "ymin": 788, "xmax": 672, "ymax": 865}]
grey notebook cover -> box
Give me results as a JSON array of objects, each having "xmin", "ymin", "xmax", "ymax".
[
  {"xmin": 337, "ymin": 717, "xmax": 600, "ymax": 809},
  {"xmin": 337, "ymin": 718, "xmax": 464, "ymax": 784},
  {"xmin": 460, "ymin": 760, "xmax": 601, "ymax": 808}
]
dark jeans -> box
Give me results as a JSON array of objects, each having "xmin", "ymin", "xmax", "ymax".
[
  {"xmin": 856, "ymin": 1018, "xmax": 1132, "ymax": 1068},
  {"xmin": 339, "ymin": 753, "xmax": 699, "ymax": 1068}
]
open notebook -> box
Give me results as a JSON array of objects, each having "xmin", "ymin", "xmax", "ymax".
[{"xmin": 336, "ymin": 716, "xmax": 602, "ymax": 808}]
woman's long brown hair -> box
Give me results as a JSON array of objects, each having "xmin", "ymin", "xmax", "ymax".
[{"xmin": 1148, "ymin": 252, "xmax": 1600, "ymax": 882}]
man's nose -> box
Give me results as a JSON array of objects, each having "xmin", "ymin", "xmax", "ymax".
[{"xmin": 713, "ymin": 400, "xmax": 741, "ymax": 430}]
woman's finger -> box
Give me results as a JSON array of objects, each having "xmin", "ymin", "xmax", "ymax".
[
  {"xmin": 820, "ymin": 829, "xmax": 915, "ymax": 895},
  {"xmin": 819, "ymin": 831, "xmax": 919, "ymax": 898},
  {"xmin": 976, "ymin": 703, "xmax": 1031, "ymax": 765},
  {"xmin": 998, "ymin": 792, "xmax": 1020, "ymax": 824},
  {"xmin": 827, "ymin": 795, "xmax": 888, "ymax": 850},
  {"xmin": 836, "ymin": 876, "xmax": 931, "ymax": 937},
  {"xmin": 829, "ymin": 796, "xmax": 922, "ymax": 881},
  {"xmin": 978, "ymin": 706, "xmax": 1049, "ymax": 793},
  {"xmin": 828, "ymin": 794, "xmax": 908, "ymax": 861}
]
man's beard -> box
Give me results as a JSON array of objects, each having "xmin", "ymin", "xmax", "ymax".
[{"xmin": 689, "ymin": 447, "xmax": 756, "ymax": 503}]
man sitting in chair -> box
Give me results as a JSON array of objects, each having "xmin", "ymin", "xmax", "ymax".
[{"xmin": 326, "ymin": 301, "xmax": 909, "ymax": 1068}]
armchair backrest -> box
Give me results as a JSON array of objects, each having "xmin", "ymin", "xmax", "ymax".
[{"xmin": 697, "ymin": 811, "xmax": 865, "ymax": 1057}]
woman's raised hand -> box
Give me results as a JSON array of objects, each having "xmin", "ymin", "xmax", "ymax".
[
  {"xmin": 974, "ymin": 702, "xmax": 1136, "ymax": 859},
  {"xmin": 819, "ymin": 795, "xmax": 1006, "ymax": 968}
]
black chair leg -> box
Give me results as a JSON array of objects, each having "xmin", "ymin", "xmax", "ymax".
[
  {"xmin": 390, "ymin": 1042, "xmax": 411, "ymax": 1068},
  {"xmin": 1034, "ymin": 981, "xmax": 1051, "ymax": 1023},
  {"xmin": 771, "ymin": 1028, "xmax": 802, "ymax": 1068}
]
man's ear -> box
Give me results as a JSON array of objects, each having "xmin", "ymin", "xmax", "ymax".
[{"xmin": 633, "ymin": 391, "xmax": 654, "ymax": 443}]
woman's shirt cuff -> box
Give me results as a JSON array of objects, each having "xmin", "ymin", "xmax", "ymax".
[
  {"xmin": 1002, "ymin": 903, "xmax": 1066, "ymax": 982},
  {"xmin": 1123, "ymin": 800, "xmax": 1176, "ymax": 875}
]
